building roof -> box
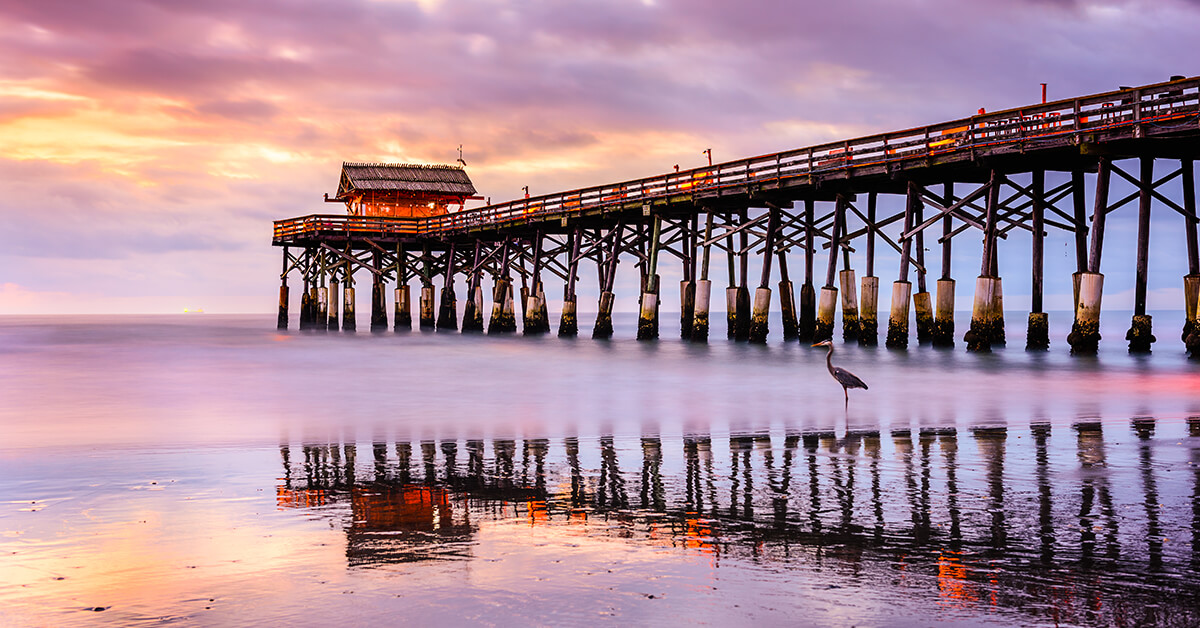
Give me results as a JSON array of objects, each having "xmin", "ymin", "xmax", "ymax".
[{"xmin": 336, "ymin": 162, "xmax": 476, "ymax": 199}]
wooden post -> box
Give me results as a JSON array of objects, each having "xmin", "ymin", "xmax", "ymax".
[
  {"xmin": 779, "ymin": 244, "xmax": 798, "ymax": 340},
  {"xmin": 726, "ymin": 214, "xmax": 738, "ymax": 339},
  {"xmin": 316, "ymin": 253, "xmax": 328, "ymax": 331},
  {"xmin": 692, "ymin": 212, "xmax": 714, "ymax": 342},
  {"xmin": 1183, "ymin": 159, "xmax": 1200, "ymax": 356},
  {"xmin": 1071, "ymin": 170, "xmax": 1089, "ymax": 315},
  {"xmin": 798, "ymin": 199, "xmax": 817, "ymax": 341},
  {"xmin": 815, "ymin": 197, "xmax": 844, "ymax": 343},
  {"xmin": 887, "ymin": 183, "xmax": 917, "ymax": 349},
  {"xmin": 525, "ymin": 233, "xmax": 549, "ymax": 335},
  {"xmin": 859, "ymin": 192, "xmax": 878, "ymax": 345},
  {"xmin": 394, "ymin": 245, "xmax": 410, "ymax": 331},
  {"xmin": 277, "ymin": 247, "xmax": 289, "ymax": 330},
  {"xmin": 912, "ymin": 190, "xmax": 933, "ymax": 345},
  {"xmin": 419, "ymin": 246, "xmax": 436, "ymax": 330},
  {"xmin": 299, "ymin": 249, "xmax": 313, "ymax": 330},
  {"xmin": 839, "ymin": 249, "xmax": 859, "ymax": 342},
  {"xmin": 933, "ymin": 183, "xmax": 955, "ymax": 347},
  {"xmin": 489, "ymin": 239, "xmax": 516, "ymax": 334},
  {"xmin": 328, "ymin": 276, "xmax": 339, "ymax": 331},
  {"xmin": 594, "ymin": 225, "xmax": 621, "ymax": 339},
  {"xmin": 735, "ymin": 210, "xmax": 752, "ymax": 341},
  {"xmin": 680, "ymin": 216, "xmax": 697, "ymax": 340},
  {"xmin": 1027, "ymin": 170, "xmax": 1050, "ymax": 350},
  {"xmin": 966, "ymin": 171, "xmax": 1003, "ymax": 352},
  {"xmin": 342, "ymin": 269, "xmax": 356, "ymax": 332},
  {"xmin": 638, "ymin": 216, "xmax": 662, "ymax": 340},
  {"xmin": 372, "ymin": 250, "xmax": 388, "ymax": 332},
  {"xmin": 1127, "ymin": 157, "xmax": 1156, "ymax": 352},
  {"xmin": 559, "ymin": 228, "xmax": 581, "ymax": 337},
  {"xmin": 462, "ymin": 241, "xmax": 484, "ymax": 332},
  {"xmin": 749, "ymin": 206, "xmax": 780, "ymax": 343},
  {"xmin": 1069, "ymin": 159, "xmax": 1110, "ymax": 354}
]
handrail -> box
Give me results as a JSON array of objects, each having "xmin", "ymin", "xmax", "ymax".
[{"xmin": 274, "ymin": 77, "xmax": 1200, "ymax": 243}]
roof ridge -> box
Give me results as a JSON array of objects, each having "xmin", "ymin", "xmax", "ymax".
[{"xmin": 342, "ymin": 161, "xmax": 465, "ymax": 171}]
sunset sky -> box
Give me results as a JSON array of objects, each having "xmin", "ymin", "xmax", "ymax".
[{"xmin": 1, "ymin": 0, "xmax": 1198, "ymax": 314}]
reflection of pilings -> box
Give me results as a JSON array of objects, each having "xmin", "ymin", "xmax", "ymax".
[
  {"xmin": 730, "ymin": 436, "xmax": 754, "ymax": 520},
  {"xmin": 281, "ymin": 444, "xmax": 293, "ymax": 488},
  {"xmin": 494, "ymin": 439, "xmax": 515, "ymax": 490},
  {"xmin": 804, "ymin": 433, "xmax": 822, "ymax": 534},
  {"xmin": 917, "ymin": 429, "xmax": 934, "ymax": 543},
  {"xmin": 777, "ymin": 433, "xmax": 799, "ymax": 528},
  {"xmin": 1075, "ymin": 422, "xmax": 1119, "ymax": 564},
  {"xmin": 893, "ymin": 429, "xmax": 919, "ymax": 539},
  {"xmin": 863, "ymin": 431, "xmax": 884, "ymax": 540},
  {"xmin": 973, "ymin": 427, "xmax": 1007, "ymax": 552},
  {"xmin": 565, "ymin": 437, "xmax": 585, "ymax": 507},
  {"xmin": 938, "ymin": 429, "xmax": 962, "ymax": 549},
  {"xmin": 1191, "ymin": 416, "xmax": 1200, "ymax": 568},
  {"xmin": 598, "ymin": 436, "xmax": 628, "ymax": 509},
  {"xmin": 1133, "ymin": 418, "xmax": 1163, "ymax": 570},
  {"xmin": 466, "ymin": 439, "xmax": 484, "ymax": 491},
  {"xmin": 1032, "ymin": 424, "xmax": 1054, "ymax": 564},
  {"xmin": 421, "ymin": 441, "xmax": 437, "ymax": 485},
  {"xmin": 526, "ymin": 439, "xmax": 549, "ymax": 496},
  {"xmin": 373, "ymin": 441, "xmax": 388, "ymax": 482},
  {"xmin": 395, "ymin": 441, "xmax": 411, "ymax": 484},
  {"xmin": 640, "ymin": 437, "xmax": 664, "ymax": 511},
  {"xmin": 441, "ymin": 440, "xmax": 458, "ymax": 484}
]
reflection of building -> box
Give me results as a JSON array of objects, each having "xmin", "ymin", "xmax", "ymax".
[{"xmin": 329, "ymin": 162, "xmax": 477, "ymax": 218}]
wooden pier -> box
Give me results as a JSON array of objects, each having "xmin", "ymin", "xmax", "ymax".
[{"xmin": 273, "ymin": 76, "xmax": 1200, "ymax": 355}]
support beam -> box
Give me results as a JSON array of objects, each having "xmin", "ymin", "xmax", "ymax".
[
  {"xmin": 966, "ymin": 170, "xmax": 1004, "ymax": 352},
  {"xmin": 1127, "ymin": 157, "xmax": 1156, "ymax": 352},
  {"xmin": 372, "ymin": 251, "xmax": 388, "ymax": 332},
  {"xmin": 692, "ymin": 212, "xmax": 714, "ymax": 342},
  {"xmin": 680, "ymin": 216, "xmax": 697, "ymax": 340},
  {"xmin": 735, "ymin": 210, "xmax": 751, "ymax": 341},
  {"xmin": 798, "ymin": 199, "xmax": 817, "ymax": 342},
  {"xmin": 859, "ymin": 192, "xmax": 878, "ymax": 345},
  {"xmin": 913, "ymin": 191, "xmax": 932, "ymax": 345},
  {"xmin": 1183, "ymin": 159, "xmax": 1200, "ymax": 357},
  {"xmin": 489, "ymin": 240, "xmax": 517, "ymax": 334},
  {"xmin": 1028, "ymin": 170, "xmax": 1049, "ymax": 350},
  {"xmin": 560, "ymin": 229, "xmax": 581, "ymax": 337},
  {"xmin": 638, "ymin": 216, "xmax": 662, "ymax": 340},
  {"xmin": 277, "ymin": 247, "xmax": 289, "ymax": 330},
  {"xmin": 933, "ymin": 183, "xmax": 955, "ymax": 347},
  {"xmin": 888, "ymin": 184, "xmax": 918, "ymax": 349},
  {"xmin": 525, "ymin": 233, "xmax": 549, "ymax": 335},
  {"xmin": 815, "ymin": 198, "xmax": 845, "ymax": 343},
  {"xmin": 594, "ymin": 226, "xmax": 621, "ymax": 339},
  {"xmin": 749, "ymin": 206, "xmax": 780, "ymax": 343},
  {"xmin": 839, "ymin": 249, "xmax": 859, "ymax": 342},
  {"xmin": 1069, "ymin": 159, "xmax": 1111, "ymax": 354}
]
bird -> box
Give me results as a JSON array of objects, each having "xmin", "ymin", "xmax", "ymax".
[{"xmin": 812, "ymin": 340, "xmax": 868, "ymax": 402}]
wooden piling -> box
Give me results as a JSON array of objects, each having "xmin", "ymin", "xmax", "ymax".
[
  {"xmin": 912, "ymin": 193, "xmax": 932, "ymax": 345},
  {"xmin": 798, "ymin": 199, "xmax": 817, "ymax": 341},
  {"xmin": 859, "ymin": 276, "xmax": 879, "ymax": 345},
  {"xmin": 680, "ymin": 216, "xmax": 697, "ymax": 340},
  {"xmin": 342, "ymin": 282, "xmax": 356, "ymax": 332},
  {"xmin": 735, "ymin": 211, "xmax": 752, "ymax": 341},
  {"xmin": 395, "ymin": 285, "xmax": 412, "ymax": 331},
  {"xmin": 638, "ymin": 217, "xmax": 662, "ymax": 340},
  {"xmin": 1068, "ymin": 273, "xmax": 1104, "ymax": 354},
  {"xmin": 692, "ymin": 213, "xmax": 714, "ymax": 341},
  {"xmin": 419, "ymin": 284, "xmax": 436, "ymax": 330},
  {"xmin": 1027, "ymin": 170, "xmax": 1049, "ymax": 350},
  {"xmin": 816, "ymin": 287, "xmax": 837, "ymax": 343},
  {"xmin": 327, "ymin": 278, "xmax": 339, "ymax": 330},
  {"xmin": 559, "ymin": 229, "xmax": 581, "ymax": 337},
  {"xmin": 1184, "ymin": 159, "xmax": 1200, "ymax": 356},
  {"xmin": 778, "ymin": 246, "xmax": 798, "ymax": 340},
  {"xmin": 1069, "ymin": 158, "xmax": 1109, "ymax": 354},
  {"xmin": 888, "ymin": 184, "xmax": 918, "ymax": 348},
  {"xmin": 726, "ymin": 216, "xmax": 738, "ymax": 339},
  {"xmin": 966, "ymin": 171, "xmax": 1003, "ymax": 351},
  {"xmin": 371, "ymin": 251, "xmax": 388, "ymax": 332},
  {"xmin": 749, "ymin": 206, "xmax": 780, "ymax": 343},
  {"xmin": 299, "ymin": 279, "xmax": 313, "ymax": 330},
  {"xmin": 316, "ymin": 286, "xmax": 328, "ymax": 331},
  {"xmin": 462, "ymin": 242, "xmax": 484, "ymax": 333},
  {"xmin": 932, "ymin": 184, "xmax": 955, "ymax": 347},
  {"xmin": 886, "ymin": 281, "xmax": 912, "ymax": 348},
  {"xmin": 593, "ymin": 226, "xmax": 620, "ymax": 339},
  {"xmin": 524, "ymin": 234, "xmax": 549, "ymax": 335},
  {"xmin": 277, "ymin": 278, "xmax": 289, "ymax": 330},
  {"xmin": 859, "ymin": 192, "xmax": 878, "ymax": 345},
  {"xmin": 489, "ymin": 240, "xmax": 516, "ymax": 333},
  {"xmin": 1126, "ymin": 157, "xmax": 1156, "ymax": 352},
  {"xmin": 839, "ymin": 265, "xmax": 858, "ymax": 342}
]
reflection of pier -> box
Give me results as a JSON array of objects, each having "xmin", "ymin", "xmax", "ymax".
[{"xmin": 279, "ymin": 420, "xmax": 1200, "ymax": 625}]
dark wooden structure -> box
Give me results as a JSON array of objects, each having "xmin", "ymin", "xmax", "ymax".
[{"xmin": 275, "ymin": 77, "xmax": 1200, "ymax": 355}]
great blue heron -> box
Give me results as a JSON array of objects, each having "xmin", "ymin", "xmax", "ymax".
[{"xmin": 812, "ymin": 340, "xmax": 868, "ymax": 401}]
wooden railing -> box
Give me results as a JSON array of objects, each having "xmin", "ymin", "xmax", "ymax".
[
  {"xmin": 273, "ymin": 214, "xmax": 421, "ymax": 240},
  {"xmin": 275, "ymin": 77, "xmax": 1200, "ymax": 243}
]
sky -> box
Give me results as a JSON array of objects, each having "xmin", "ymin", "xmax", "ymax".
[{"xmin": 1, "ymin": 0, "xmax": 1199, "ymax": 314}]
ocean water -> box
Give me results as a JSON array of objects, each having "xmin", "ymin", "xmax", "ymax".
[{"xmin": 1, "ymin": 311, "xmax": 1199, "ymax": 626}]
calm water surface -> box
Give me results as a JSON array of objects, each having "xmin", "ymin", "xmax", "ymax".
[{"xmin": 1, "ymin": 313, "xmax": 1199, "ymax": 626}]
